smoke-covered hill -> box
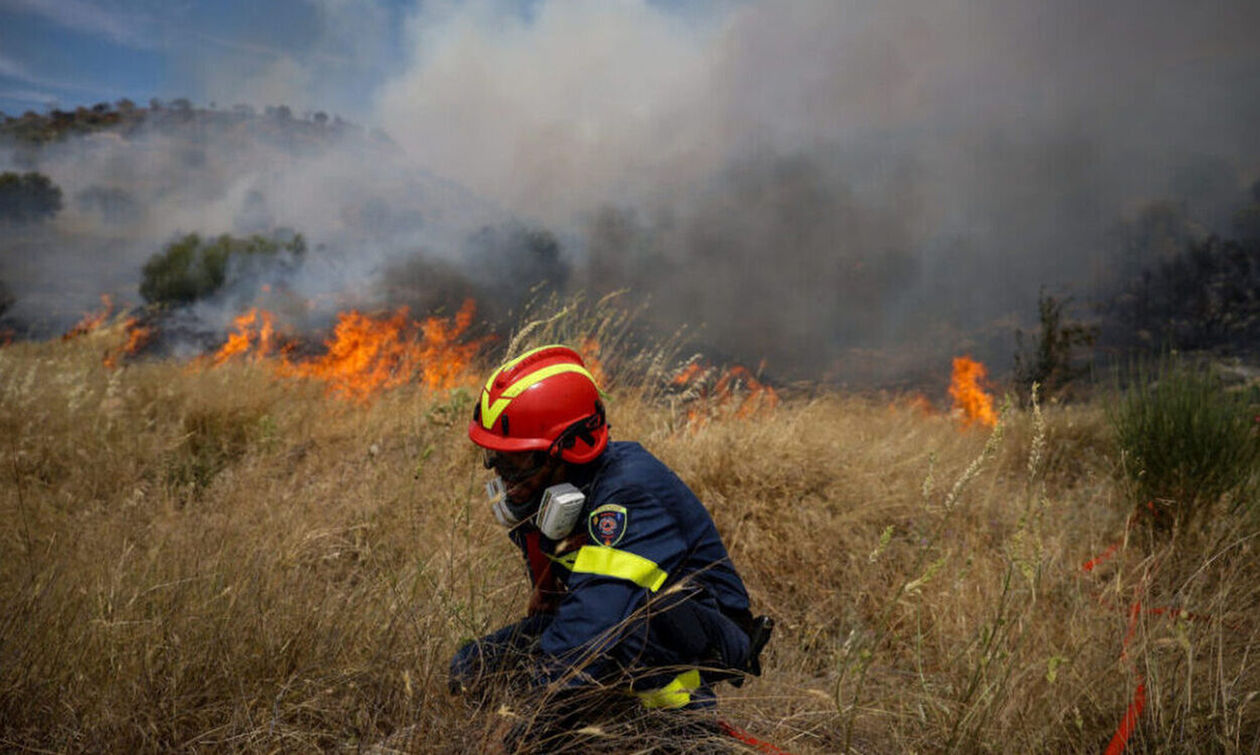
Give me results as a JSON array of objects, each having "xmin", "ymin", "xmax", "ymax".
[{"xmin": 0, "ymin": 101, "xmax": 515, "ymax": 344}]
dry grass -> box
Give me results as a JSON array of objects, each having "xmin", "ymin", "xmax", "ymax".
[{"xmin": 2, "ymin": 320, "xmax": 1258, "ymax": 753}]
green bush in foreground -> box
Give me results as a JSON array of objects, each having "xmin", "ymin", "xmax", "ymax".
[
  {"xmin": 1110, "ymin": 357, "xmax": 1260, "ymax": 528},
  {"xmin": 140, "ymin": 231, "xmax": 305, "ymax": 306}
]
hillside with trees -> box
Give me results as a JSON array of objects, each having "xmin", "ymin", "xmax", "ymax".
[{"xmin": 0, "ymin": 99, "xmax": 384, "ymax": 156}]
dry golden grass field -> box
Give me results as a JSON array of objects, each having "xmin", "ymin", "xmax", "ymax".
[{"xmin": 1, "ymin": 316, "xmax": 1258, "ymax": 753}]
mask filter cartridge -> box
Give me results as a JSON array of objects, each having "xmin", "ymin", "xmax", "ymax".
[{"xmin": 537, "ymin": 483, "xmax": 585, "ymax": 540}]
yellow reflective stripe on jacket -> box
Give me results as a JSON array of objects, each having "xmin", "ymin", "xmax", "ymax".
[
  {"xmin": 479, "ymin": 362, "xmax": 596, "ymax": 429},
  {"xmin": 634, "ymin": 669, "xmax": 702, "ymax": 709},
  {"xmin": 567, "ymin": 545, "xmax": 668, "ymax": 592}
]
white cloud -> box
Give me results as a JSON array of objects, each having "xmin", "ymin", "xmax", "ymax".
[
  {"xmin": 4, "ymin": 0, "xmax": 156, "ymax": 49},
  {"xmin": 0, "ymin": 48, "xmax": 125, "ymax": 97},
  {"xmin": 305, "ymin": 0, "xmax": 387, "ymax": 67},
  {"xmin": 190, "ymin": 29, "xmax": 352, "ymax": 68},
  {"xmin": 189, "ymin": 31, "xmax": 288, "ymax": 61},
  {"xmin": 0, "ymin": 88, "xmax": 59, "ymax": 106},
  {"xmin": 213, "ymin": 55, "xmax": 315, "ymax": 111},
  {"xmin": 0, "ymin": 52, "xmax": 30, "ymax": 80},
  {"xmin": 190, "ymin": 0, "xmax": 390, "ymax": 117}
]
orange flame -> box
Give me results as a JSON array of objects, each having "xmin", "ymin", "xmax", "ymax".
[
  {"xmin": 122, "ymin": 320, "xmax": 152, "ymax": 355},
  {"xmin": 720, "ymin": 365, "xmax": 780, "ymax": 419},
  {"xmin": 211, "ymin": 299, "xmax": 487, "ymax": 401},
  {"xmin": 948, "ymin": 356, "xmax": 997, "ymax": 428},
  {"xmin": 63, "ymin": 295, "xmax": 113, "ymax": 340},
  {"xmin": 416, "ymin": 299, "xmax": 483, "ymax": 390},
  {"xmin": 103, "ymin": 318, "xmax": 153, "ymax": 369},
  {"xmin": 581, "ymin": 337, "xmax": 607, "ymax": 387},
  {"xmin": 212, "ymin": 309, "xmax": 277, "ymax": 366},
  {"xmin": 280, "ymin": 309, "xmax": 418, "ymax": 400},
  {"xmin": 672, "ymin": 362, "xmax": 705, "ymax": 387},
  {"xmin": 672, "ymin": 360, "xmax": 778, "ymax": 427}
]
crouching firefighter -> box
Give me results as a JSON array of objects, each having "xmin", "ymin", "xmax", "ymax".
[{"xmin": 450, "ymin": 345, "xmax": 773, "ymax": 739}]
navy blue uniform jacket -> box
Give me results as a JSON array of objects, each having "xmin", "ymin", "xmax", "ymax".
[{"xmin": 508, "ymin": 441, "xmax": 752, "ymax": 682}]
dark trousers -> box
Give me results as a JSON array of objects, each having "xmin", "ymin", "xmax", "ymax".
[
  {"xmin": 449, "ymin": 614, "xmax": 553, "ymax": 697},
  {"xmin": 449, "ymin": 592, "xmax": 750, "ymax": 710}
]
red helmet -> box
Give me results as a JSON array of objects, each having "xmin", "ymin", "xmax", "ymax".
[{"xmin": 468, "ymin": 344, "xmax": 608, "ymax": 464}]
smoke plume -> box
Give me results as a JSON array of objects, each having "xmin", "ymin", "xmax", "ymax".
[
  {"xmin": 378, "ymin": 0, "xmax": 1260, "ymax": 380},
  {"xmin": 3, "ymin": 0, "xmax": 1259, "ymax": 384}
]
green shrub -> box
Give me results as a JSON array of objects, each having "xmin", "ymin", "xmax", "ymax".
[
  {"xmin": 139, "ymin": 231, "xmax": 305, "ymax": 306},
  {"xmin": 0, "ymin": 171, "xmax": 62, "ymax": 223},
  {"xmin": 1109, "ymin": 357, "xmax": 1260, "ymax": 529},
  {"xmin": 1012, "ymin": 288, "xmax": 1097, "ymax": 404}
]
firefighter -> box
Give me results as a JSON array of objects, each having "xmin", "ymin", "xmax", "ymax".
[{"xmin": 450, "ymin": 344, "xmax": 772, "ymax": 729}]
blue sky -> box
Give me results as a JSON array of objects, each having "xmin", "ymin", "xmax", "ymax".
[
  {"xmin": 0, "ymin": 0, "xmax": 728, "ymax": 120},
  {"xmin": 0, "ymin": 0, "xmax": 419, "ymax": 119}
]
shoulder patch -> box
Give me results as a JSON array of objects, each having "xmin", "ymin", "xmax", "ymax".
[{"xmin": 588, "ymin": 503, "xmax": 628, "ymax": 547}]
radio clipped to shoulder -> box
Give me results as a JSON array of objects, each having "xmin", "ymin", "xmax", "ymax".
[{"xmin": 537, "ymin": 483, "xmax": 585, "ymax": 540}]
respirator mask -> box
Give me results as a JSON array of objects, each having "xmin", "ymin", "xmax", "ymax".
[
  {"xmin": 483, "ymin": 450, "xmax": 586, "ymax": 540},
  {"xmin": 486, "ymin": 478, "xmax": 585, "ymax": 540}
]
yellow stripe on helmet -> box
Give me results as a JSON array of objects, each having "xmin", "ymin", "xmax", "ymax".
[
  {"xmin": 479, "ymin": 362, "xmax": 597, "ymax": 429},
  {"xmin": 480, "ymin": 395, "xmax": 512, "ymax": 429},
  {"xmin": 483, "ymin": 344, "xmax": 557, "ymax": 395}
]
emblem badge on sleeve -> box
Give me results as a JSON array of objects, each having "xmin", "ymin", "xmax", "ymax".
[{"xmin": 588, "ymin": 503, "xmax": 628, "ymax": 546}]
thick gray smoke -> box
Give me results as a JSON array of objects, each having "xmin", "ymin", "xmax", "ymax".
[
  {"xmin": 0, "ymin": 112, "xmax": 506, "ymax": 341},
  {"xmin": 378, "ymin": 0, "xmax": 1260, "ymax": 381},
  {"xmin": 3, "ymin": 0, "xmax": 1259, "ymax": 384}
]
